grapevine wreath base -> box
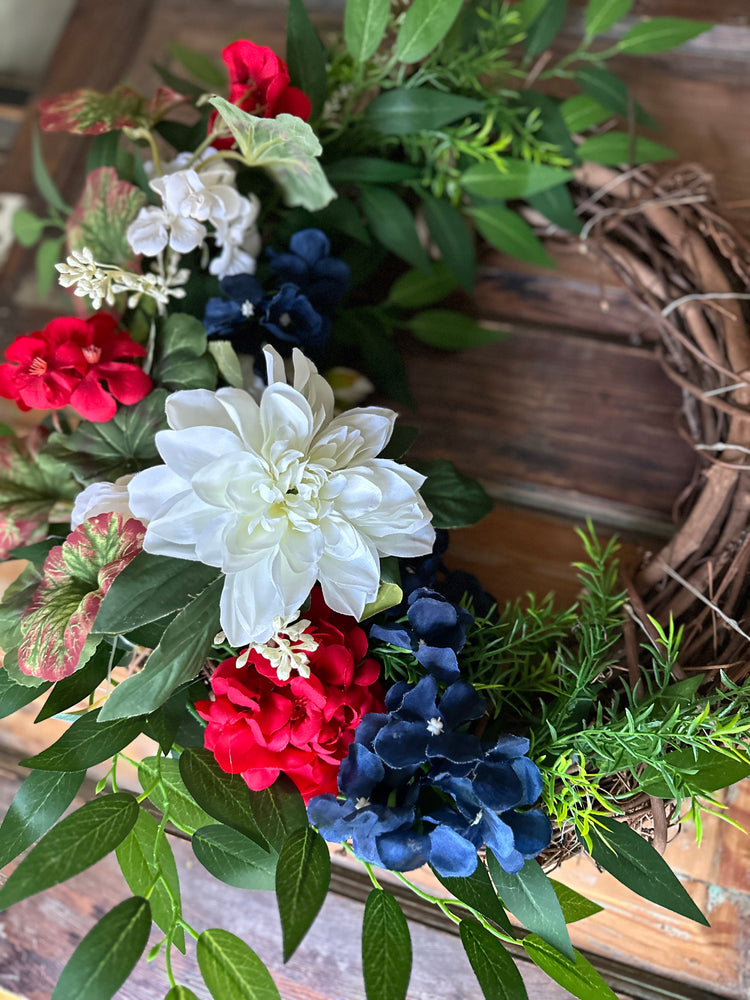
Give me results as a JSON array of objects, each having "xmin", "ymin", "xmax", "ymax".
[{"xmin": 533, "ymin": 162, "xmax": 750, "ymax": 868}]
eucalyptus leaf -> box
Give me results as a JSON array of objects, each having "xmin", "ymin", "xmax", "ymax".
[
  {"xmin": 197, "ymin": 928, "xmax": 281, "ymax": 1000},
  {"xmin": 165, "ymin": 988, "xmax": 201, "ymax": 1000},
  {"xmin": 560, "ymin": 95, "xmax": 611, "ymax": 133},
  {"xmin": 0, "ymin": 668, "xmax": 49, "ymax": 718},
  {"xmin": 193, "ymin": 824, "xmax": 278, "ymax": 891},
  {"xmin": 180, "ymin": 747, "xmax": 266, "ymax": 844},
  {"xmin": 20, "ymin": 709, "xmax": 146, "ymax": 771},
  {"xmin": 36, "ymin": 235, "xmax": 65, "ymax": 298},
  {"xmin": 207, "ymin": 340, "xmax": 243, "ymax": 388},
  {"xmin": 344, "ymin": 0, "xmax": 390, "ymax": 62},
  {"xmin": 414, "ymin": 458, "xmax": 492, "ymax": 530},
  {"xmin": 575, "ymin": 67, "xmax": 655, "ymax": 127},
  {"xmin": 617, "ymin": 17, "xmax": 712, "ymax": 55},
  {"xmin": 0, "ymin": 793, "xmax": 138, "ymax": 910},
  {"xmin": 51, "ymin": 896, "xmax": 151, "ymax": 1000},
  {"xmin": 325, "ymin": 158, "xmax": 422, "ymax": 184},
  {"xmin": 364, "ymin": 88, "xmax": 483, "ymax": 136},
  {"xmin": 523, "ymin": 934, "xmax": 619, "ymax": 1000},
  {"xmin": 360, "ymin": 186, "xmax": 431, "ymax": 271},
  {"xmin": 380, "ymin": 424, "xmax": 419, "ymax": 461},
  {"xmin": 396, "ymin": 0, "xmax": 463, "ymax": 63},
  {"xmin": 469, "ymin": 204, "xmax": 555, "ymax": 268},
  {"xmin": 362, "ymin": 889, "xmax": 412, "ymax": 1000},
  {"xmin": 12, "ymin": 207, "xmax": 47, "ymax": 247},
  {"xmin": 0, "ymin": 768, "xmax": 85, "ymax": 869},
  {"xmin": 527, "ymin": 184, "xmax": 583, "ymax": 234},
  {"xmin": 276, "ymin": 826, "xmax": 331, "ymax": 961},
  {"xmin": 463, "ymin": 160, "xmax": 573, "ymax": 201},
  {"xmin": 460, "ymin": 920, "xmax": 528, "ymax": 1000},
  {"xmin": 487, "ymin": 855, "xmax": 574, "ymax": 960}
]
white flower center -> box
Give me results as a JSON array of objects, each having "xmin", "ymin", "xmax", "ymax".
[
  {"xmin": 426, "ymin": 716, "xmax": 444, "ymax": 736},
  {"xmin": 470, "ymin": 810, "xmax": 483, "ymax": 827},
  {"xmin": 279, "ymin": 311, "xmax": 292, "ymax": 328},
  {"xmin": 243, "ymin": 614, "xmax": 318, "ymax": 680},
  {"xmin": 241, "ymin": 299, "xmax": 255, "ymax": 318},
  {"xmin": 354, "ymin": 797, "xmax": 371, "ymax": 810}
]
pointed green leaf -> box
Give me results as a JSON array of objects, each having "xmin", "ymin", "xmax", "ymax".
[
  {"xmin": 587, "ymin": 817, "xmax": 709, "ymax": 924},
  {"xmin": 361, "ymin": 580, "xmax": 402, "ymax": 620},
  {"xmin": 168, "ymin": 42, "xmax": 226, "ymax": 89},
  {"xmin": 207, "ymin": 340, "xmax": 243, "ymax": 388},
  {"xmin": 560, "ymin": 95, "xmax": 611, "ymax": 133},
  {"xmin": 434, "ymin": 861, "xmax": 513, "ymax": 933},
  {"xmin": 460, "ymin": 920, "xmax": 528, "ymax": 1000},
  {"xmin": 362, "ymin": 889, "xmax": 412, "ymax": 1000},
  {"xmin": 165, "ymin": 989, "xmax": 201, "ymax": 1000},
  {"xmin": 523, "ymin": 934, "xmax": 618, "ymax": 1000},
  {"xmin": 462, "ymin": 160, "xmax": 573, "ymax": 201},
  {"xmin": 116, "ymin": 808, "xmax": 184, "ymax": 950},
  {"xmin": 193, "ymin": 824, "xmax": 278, "ymax": 891},
  {"xmin": 550, "ymin": 880, "xmax": 604, "ymax": 922},
  {"xmin": 527, "ymin": 184, "xmax": 583, "ymax": 234},
  {"xmin": 137, "ymin": 756, "xmax": 214, "ymax": 835},
  {"xmin": 0, "ymin": 792, "xmax": 138, "ymax": 909},
  {"xmin": 276, "ymin": 826, "xmax": 331, "ymax": 961},
  {"xmin": 396, "ymin": 0, "xmax": 463, "ymax": 63},
  {"xmin": 0, "ymin": 668, "xmax": 49, "ymax": 718},
  {"xmin": 20, "ymin": 709, "xmax": 145, "ymax": 771},
  {"xmin": 364, "ymin": 88, "xmax": 483, "ymax": 136},
  {"xmin": 419, "ymin": 193, "xmax": 476, "ymax": 290},
  {"xmin": 51, "ymin": 896, "xmax": 151, "ymax": 1000},
  {"xmin": 0, "ymin": 768, "xmax": 85, "ymax": 869},
  {"xmin": 640, "ymin": 746, "xmax": 750, "ymax": 798},
  {"xmin": 325, "ymin": 158, "xmax": 422, "ymax": 184},
  {"xmin": 575, "ymin": 67, "xmax": 655, "ymax": 126},
  {"xmin": 197, "ymin": 928, "xmax": 281, "ymax": 1000},
  {"xmin": 287, "ymin": 0, "xmax": 327, "ymax": 119},
  {"xmin": 98, "ymin": 577, "xmax": 222, "ymax": 720},
  {"xmin": 246, "ymin": 775, "xmax": 308, "ymax": 854},
  {"xmin": 515, "ymin": 0, "xmax": 548, "ymax": 30},
  {"xmin": 35, "ymin": 640, "xmax": 112, "ymax": 722},
  {"xmin": 413, "ymin": 458, "xmax": 492, "ymax": 529},
  {"xmin": 617, "ymin": 17, "xmax": 712, "ymax": 55},
  {"xmin": 469, "ymin": 204, "xmax": 555, "ymax": 268},
  {"xmin": 36, "ymin": 234, "xmax": 65, "ymax": 298},
  {"xmin": 487, "ymin": 855, "xmax": 574, "ymax": 960},
  {"xmin": 32, "ymin": 129, "xmax": 70, "ymax": 213},
  {"xmin": 576, "ymin": 132, "xmax": 675, "ymax": 166},
  {"xmin": 524, "ymin": 0, "xmax": 567, "ymax": 57},
  {"xmin": 179, "ymin": 746, "xmax": 266, "ymax": 845},
  {"xmin": 386, "ymin": 264, "xmax": 459, "ymax": 309},
  {"xmin": 360, "ymin": 186, "xmax": 430, "ymax": 271},
  {"xmin": 344, "ymin": 0, "xmax": 390, "ymax": 61},
  {"xmin": 585, "ymin": 0, "xmax": 633, "ymax": 37},
  {"xmin": 406, "ymin": 309, "xmax": 506, "ymax": 350}
]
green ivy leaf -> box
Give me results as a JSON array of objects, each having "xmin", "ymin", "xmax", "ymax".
[
  {"xmin": 20, "ymin": 709, "xmax": 146, "ymax": 771},
  {"xmin": 487, "ymin": 855, "xmax": 574, "ymax": 960},
  {"xmin": 524, "ymin": 0, "xmax": 567, "ymax": 58},
  {"xmin": 179, "ymin": 746, "xmax": 267, "ymax": 845},
  {"xmin": 167, "ymin": 42, "xmax": 226, "ymax": 88},
  {"xmin": 469, "ymin": 204, "xmax": 555, "ymax": 268},
  {"xmin": 584, "ymin": 0, "xmax": 634, "ymax": 37},
  {"xmin": 406, "ymin": 309, "xmax": 506, "ymax": 350},
  {"xmin": 362, "ymin": 889, "xmax": 412, "ymax": 1000},
  {"xmin": 287, "ymin": 0, "xmax": 327, "ymax": 119},
  {"xmin": 193, "ymin": 824, "xmax": 278, "ymax": 891},
  {"xmin": 0, "ymin": 768, "xmax": 84, "ymax": 869},
  {"xmin": 116, "ymin": 808, "xmax": 185, "ymax": 950},
  {"xmin": 460, "ymin": 920, "xmax": 528, "ymax": 1000},
  {"xmin": 364, "ymin": 88, "xmax": 483, "ymax": 135},
  {"xmin": 550, "ymin": 880, "xmax": 604, "ymax": 922},
  {"xmin": 360, "ymin": 185, "xmax": 431, "ymax": 271},
  {"xmin": 138, "ymin": 756, "xmax": 214, "ymax": 835},
  {"xmin": 413, "ymin": 458, "xmax": 492, "ymax": 529},
  {"xmin": 98, "ymin": 577, "xmax": 222, "ymax": 720},
  {"xmin": 276, "ymin": 826, "xmax": 331, "ymax": 961},
  {"xmin": 587, "ymin": 817, "xmax": 709, "ymax": 924},
  {"xmin": 434, "ymin": 861, "xmax": 513, "ymax": 933},
  {"xmin": 523, "ymin": 934, "xmax": 618, "ymax": 999},
  {"xmin": 197, "ymin": 928, "xmax": 281, "ymax": 1000},
  {"xmin": 462, "ymin": 160, "xmax": 573, "ymax": 201},
  {"xmin": 576, "ymin": 132, "xmax": 675, "ymax": 165},
  {"xmin": 617, "ymin": 17, "xmax": 712, "ymax": 55},
  {"xmin": 51, "ymin": 896, "xmax": 151, "ymax": 1000},
  {"xmin": 0, "ymin": 792, "xmax": 138, "ymax": 910},
  {"xmin": 344, "ymin": 0, "xmax": 390, "ymax": 62},
  {"xmin": 396, "ymin": 0, "xmax": 463, "ymax": 63}
]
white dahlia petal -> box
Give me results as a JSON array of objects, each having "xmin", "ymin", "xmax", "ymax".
[
  {"xmin": 127, "ymin": 465, "xmax": 189, "ymax": 523},
  {"xmin": 155, "ymin": 426, "xmax": 244, "ymax": 480},
  {"xmin": 324, "ymin": 408, "xmax": 396, "ymax": 464}
]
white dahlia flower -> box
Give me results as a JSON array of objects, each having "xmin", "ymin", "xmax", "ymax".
[{"xmin": 127, "ymin": 347, "xmax": 435, "ymax": 645}]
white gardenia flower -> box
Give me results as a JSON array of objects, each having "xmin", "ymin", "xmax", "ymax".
[
  {"xmin": 127, "ymin": 347, "xmax": 435, "ymax": 646},
  {"xmin": 71, "ymin": 474, "xmax": 137, "ymax": 529}
]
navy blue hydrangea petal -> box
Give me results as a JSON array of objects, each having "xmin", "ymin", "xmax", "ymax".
[
  {"xmin": 480, "ymin": 810, "xmax": 519, "ymax": 871},
  {"xmin": 203, "ymin": 297, "xmax": 243, "ymax": 338},
  {"xmin": 487, "ymin": 735, "xmax": 531, "ymax": 761},
  {"xmin": 220, "ymin": 273, "xmax": 265, "ymax": 303},
  {"xmin": 437, "ymin": 680, "xmax": 486, "ymax": 731},
  {"xmin": 373, "ymin": 720, "xmax": 433, "ymax": 768},
  {"xmin": 503, "ymin": 809, "xmax": 553, "ymax": 858},
  {"xmin": 472, "ymin": 762, "xmax": 525, "ymax": 813},
  {"xmin": 428, "ymin": 825, "xmax": 479, "ymax": 878},
  {"xmin": 384, "ymin": 681, "xmax": 411, "ymax": 713},
  {"xmin": 415, "ymin": 644, "xmax": 460, "ymax": 681},
  {"xmin": 393, "ymin": 675, "xmax": 440, "ymax": 722},
  {"xmin": 375, "ymin": 828, "xmax": 430, "ymax": 872},
  {"xmin": 369, "ymin": 623, "xmax": 414, "ymax": 651},
  {"xmin": 289, "ymin": 227, "xmax": 331, "ymax": 264},
  {"xmin": 426, "ymin": 732, "xmax": 484, "ymax": 766},
  {"xmin": 338, "ymin": 742, "xmax": 385, "ymax": 798},
  {"xmin": 353, "ymin": 712, "xmax": 389, "ymax": 748},
  {"xmin": 510, "ymin": 756, "xmax": 544, "ymax": 804}
]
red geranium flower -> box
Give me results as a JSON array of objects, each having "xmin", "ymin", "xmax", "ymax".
[
  {"xmin": 0, "ymin": 313, "xmax": 152, "ymax": 422},
  {"xmin": 195, "ymin": 587, "xmax": 386, "ymax": 802},
  {"xmin": 209, "ymin": 39, "xmax": 311, "ymax": 150}
]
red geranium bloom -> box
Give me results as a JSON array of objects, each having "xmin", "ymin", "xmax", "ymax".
[
  {"xmin": 195, "ymin": 587, "xmax": 386, "ymax": 802},
  {"xmin": 0, "ymin": 313, "xmax": 152, "ymax": 422},
  {"xmin": 209, "ymin": 39, "xmax": 311, "ymax": 150}
]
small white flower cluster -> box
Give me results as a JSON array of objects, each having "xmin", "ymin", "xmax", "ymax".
[
  {"xmin": 126, "ymin": 149, "xmax": 261, "ymax": 280},
  {"xmin": 56, "ymin": 247, "xmax": 189, "ymax": 312},
  {"xmin": 236, "ymin": 615, "xmax": 320, "ymax": 681}
]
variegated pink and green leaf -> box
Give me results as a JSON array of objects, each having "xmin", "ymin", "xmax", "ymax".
[
  {"xmin": 38, "ymin": 84, "xmax": 187, "ymax": 135},
  {"xmin": 66, "ymin": 167, "xmax": 146, "ymax": 268},
  {"xmin": 17, "ymin": 513, "xmax": 145, "ymax": 682},
  {"xmin": 0, "ymin": 427, "xmax": 78, "ymax": 561}
]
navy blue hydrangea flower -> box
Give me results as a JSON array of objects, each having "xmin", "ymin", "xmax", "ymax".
[
  {"xmin": 203, "ymin": 273, "xmax": 265, "ymax": 339},
  {"xmin": 260, "ymin": 281, "xmax": 328, "ymax": 353},
  {"xmin": 370, "ymin": 587, "xmax": 474, "ymax": 682},
  {"xmin": 267, "ymin": 228, "xmax": 350, "ymax": 313}
]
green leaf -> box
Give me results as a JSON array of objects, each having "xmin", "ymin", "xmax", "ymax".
[
  {"xmin": 396, "ymin": 0, "xmax": 463, "ymax": 63},
  {"xmin": 550, "ymin": 880, "xmax": 604, "ymax": 922},
  {"xmin": 360, "ymin": 186, "xmax": 430, "ymax": 271},
  {"xmin": 309, "ymin": 194, "xmax": 372, "ymax": 244},
  {"xmin": 469, "ymin": 204, "xmax": 555, "ymax": 268},
  {"xmin": 32, "ymin": 129, "xmax": 70, "ymax": 213},
  {"xmin": 98, "ymin": 577, "xmax": 222, "ymax": 720},
  {"xmin": 576, "ymin": 132, "xmax": 675, "ymax": 165},
  {"xmin": 179, "ymin": 747, "xmax": 266, "ymax": 844},
  {"xmin": 575, "ymin": 67, "xmax": 655, "ymax": 126},
  {"xmin": 116, "ymin": 807, "xmax": 184, "ymax": 950},
  {"xmin": 640, "ymin": 746, "xmax": 750, "ymax": 798},
  {"xmin": 20, "ymin": 709, "xmax": 146, "ymax": 771},
  {"xmin": 138, "ymin": 756, "xmax": 214, "ymax": 835},
  {"xmin": 35, "ymin": 641, "xmax": 112, "ymax": 722},
  {"xmin": 209, "ymin": 98, "xmax": 336, "ymax": 212},
  {"xmin": 524, "ymin": 0, "xmax": 567, "ymax": 58},
  {"xmin": 361, "ymin": 580, "xmax": 403, "ymax": 620},
  {"xmin": 587, "ymin": 817, "xmax": 709, "ymax": 924},
  {"xmin": 36, "ymin": 234, "xmax": 65, "ymax": 298},
  {"xmin": 0, "ymin": 792, "xmax": 138, "ymax": 910},
  {"xmin": 12, "ymin": 207, "xmax": 47, "ymax": 247},
  {"xmin": 434, "ymin": 861, "xmax": 513, "ymax": 933},
  {"xmin": 197, "ymin": 928, "xmax": 281, "ymax": 1000},
  {"xmin": 380, "ymin": 425, "xmax": 419, "ymax": 462},
  {"xmin": 515, "ymin": 0, "xmax": 548, "ymax": 31},
  {"xmin": 168, "ymin": 42, "xmax": 226, "ymax": 88},
  {"xmin": 419, "ymin": 193, "xmax": 476, "ymax": 290},
  {"xmin": 386, "ymin": 264, "xmax": 459, "ymax": 309},
  {"xmin": 0, "ymin": 669, "xmax": 49, "ymax": 718},
  {"xmin": 85, "ymin": 130, "xmax": 121, "ymax": 174},
  {"xmin": 276, "ymin": 826, "xmax": 331, "ymax": 961},
  {"xmin": 344, "ymin": 0, "xmax": 390, "ymax": 62},
  {"xmin": 325, "ymin": 157, "xmax": 422, "ymax": 184},
  {"xmin": 617, "ymin": 17, "xmax": 712, "ymax": 55},
  {"xmin": 95, "ymin": 550, "xmax": 220, "ymax": 634},
  {"xmin": 0, "ymin": 768, "xmax": 85, "ymax": 869},
  {"xmin": 585, "ymin": 0, "xmax": 633, "ymax": 37},
  {"xmin": 362, "ymin": 889, "xmax": 412, "ymax": 1000},
  {"xmin": 208, "ymin": 340, "xmax": 243, "ymax": 388},
  {"xmin": 287, "ymin": 0, "xmax": 327, "ymax": 120},
  {"xmin": 560, "ymin": 94, "xmax": 611, "ymax": 133},
  {"xmin": 460, "ymin": 920, "xmax": 528, "ymax": 1000},
  {"xmin": 193, "ymin": 824, "xmax": 278, "ymax": 891},
  {"xmin": 487, "ymin": 855, "xmax": 574, "ymax": 960},
  {"xmin": 334, "ymin": 306, "xmax": 412, "ymax": 404},
  {"xmin": 406, "ymin": 309, "xmax": 506, "ymax": 350},
  {"xmin": 152, "ymin": 313, "xmax": 217, "ymax": 391},
  {"xmin": 527, "ymin": 184, "xmax": 582, "ymax": 234},
  {"xmin": 414, "ymin": 458, "xmax": 492, "ymax": 529},
  {"xmin": 523, "ymin": 935, "xmax": 618, "ymax": 999},
  {"xmin": 364, "ymin": 88, "xmax": 483, "ymax": 136},
  {"xmin": 51, "ymin": 896, "xmax": 151, "ymax": 1000},
  {"xmin": 165, "ymin": 989, "xmax": 201, "ymax": 1000}
]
